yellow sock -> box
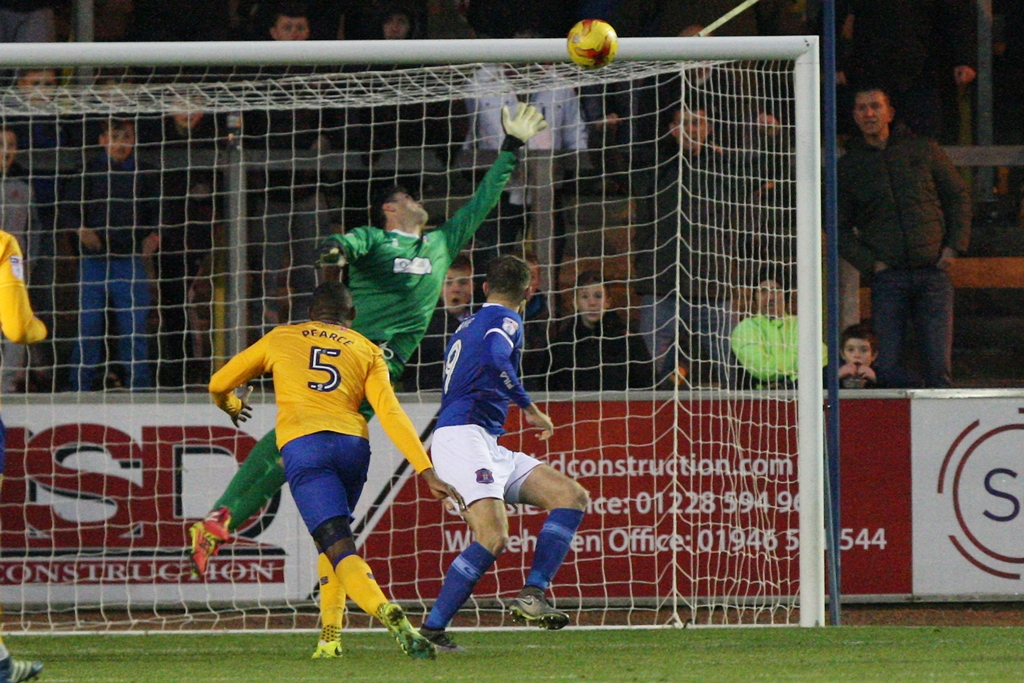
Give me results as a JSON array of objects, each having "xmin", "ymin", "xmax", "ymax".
[
  {"xmin": 334, "ymin": 554, "xmax": 388, "ymax": 618},
  {"xmin": 317, "ymin": 553, "xmax": 345, "ymax": 642}
]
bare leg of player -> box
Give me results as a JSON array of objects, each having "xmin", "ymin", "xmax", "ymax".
[
  {"xmin": 510, "ymin": 466, "xmax": 588, "ymax": 629},
  {"xmin": 420, "ymin": 498, "xmax": 508, "ymax": 652}
]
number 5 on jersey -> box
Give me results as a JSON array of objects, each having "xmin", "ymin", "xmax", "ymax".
[{"xmin": 308, "ymin": 347, "xmax": 341, "ymax": 392}]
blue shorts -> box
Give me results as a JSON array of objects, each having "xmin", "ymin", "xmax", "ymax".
[{"xmin": 281, "ymin": 431, "xmax": 371, "ymax": 536}]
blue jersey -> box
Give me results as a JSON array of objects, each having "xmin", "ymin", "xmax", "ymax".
[{"xmin": 436, "ymin": 303, "xmax": 532, "ymax": 435}]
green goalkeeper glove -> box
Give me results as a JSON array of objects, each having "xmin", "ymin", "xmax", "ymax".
[
  {"xmin": 317, "ymin": 235, "xmax": 347, "ymax": 267},
  {"xmin": 501, "ymin": 102, "xmax": 548, "ymax": 151}
]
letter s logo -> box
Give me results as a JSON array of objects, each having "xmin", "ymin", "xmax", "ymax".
[{"xmin": 983, "ymin": 468, "xmax": 1019, "ymax": 523}]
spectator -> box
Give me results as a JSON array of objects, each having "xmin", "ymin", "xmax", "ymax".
[
  {"xmin": 9, "ymin": 67, "xmax": 63, "ymax": 253},
  {"xmin": 379, "ymin": 4, "xmax": 421, "ymax": 39},
  {"xmin": 993, "ymin": 0, "xmax": 1024, "ymax": 204},
  {"xmin": 0, "ymin": 128, "xmax": 37, "ymax": 279},
  {"xmin": 318, "ymin": 0, "xmax": 429, "ymax": 40},
  {"xmin": 0, "ymin": 0, "xmax": 58, "ymax": 43},
  {"xmin": 0, "ymin": 126, "xmax": 40, "ymax": 392},
  {"xmin": 403, "ymin": 253, "xmax": 474, "ymax": 391},
  {"xmin": 838, "ymin": 87, "xmax": 971, "ymax": 388},
  {"xmin": 463, "ymin": 47, "xmax": 587, "ymax": 279},
  {"xmin": 730, "ymin": 266, "xmax": 799, "ymax": 389},
  {"xmin": 547, "ymin": 270, "xmax": 651, "ymax": 391},
  {"xmin": 835, "ymin": 0, "xmax": 978, "ymax": 141},
  {"xmin": 519, "ymin": 250, "xmax": 553, "ymax": 390},
  {"xmin": 838, "ymin": 322, "xmax": 879, "ymax": 389},
  {"xmin": 356, "ymin": 3, "xmax": 464, "ymax": 164},
  {"xmin": 634, "ymin": 107, "xmax": 740, "ymax": 388},
  {"xmin": 267, "ymin": 0, "xmax": 310, "ymax": 40},
  {"xmin": 6, "ymin": 67, "xmax": 77, "ymax": 389},
  {"xmin": 244, "ymin": 0, "xmax": 337, "ymax": 327},
  {"xmin": 137, "ymin": 106, "xmax": 221, "ymax": 387},
  {"xmin": 64, "ymin": 118, "xmax": 160, "ymax": 391},
  {"xmin": 243, "ymin": 1, "xmax": 425, "ymax": 42}
]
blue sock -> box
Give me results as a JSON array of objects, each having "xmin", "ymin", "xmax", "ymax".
[
  {"xmin": 525, "ymin": 508, "xmax": 585, "ymax": 591},
  {"xmin": 424, "ymin": 542, "xmax": 496, "ymax": 630}
]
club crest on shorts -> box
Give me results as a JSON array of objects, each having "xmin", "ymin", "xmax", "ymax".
[{"xmin": 475, "ymin": 468, "xmax": 494, "ymax": 484}]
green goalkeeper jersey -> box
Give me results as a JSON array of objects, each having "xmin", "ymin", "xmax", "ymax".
[{"xmin": 332, "ymin": 150, "xmax": 517, "ymax": 368}]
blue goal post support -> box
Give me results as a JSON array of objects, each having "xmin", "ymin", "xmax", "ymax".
[{"xmin": 820, "ymin": 0, "xmax": 844, "ymax": 627}]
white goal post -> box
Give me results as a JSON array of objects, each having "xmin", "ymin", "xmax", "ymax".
[{"xmin": 0, "ymin": 36, "xmax": 823, "ymax": 631}]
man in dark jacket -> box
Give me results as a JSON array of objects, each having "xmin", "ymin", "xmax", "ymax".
[
  {"xmin": 67, "ymin": 118, "xmax": 160, "ymax": 391},
  {"xmin": 838, "ymin": 88, "xmax": 971, "ymax": 388}
]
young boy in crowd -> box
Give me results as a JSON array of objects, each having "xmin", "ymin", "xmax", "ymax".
[{"xmin": 838, "ymin": 323, "xmax": 879, "ymax": 388}]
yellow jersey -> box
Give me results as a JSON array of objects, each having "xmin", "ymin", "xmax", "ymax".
[
  {"xmin": 0, "ymin": 230, "xmax": 47, "ymax": 408},
  {"xmin": 209, "ymin": 320, "xmax": 432, "ymax": 473}
]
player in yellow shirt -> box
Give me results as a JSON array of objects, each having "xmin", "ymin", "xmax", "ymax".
[
  {"xmin": 0, "ymin": 229, "xmax": 45, "ymax": 682},
  {"xmin": 209, "ymin": 280, "xmax": 464, "ymax": 660}
]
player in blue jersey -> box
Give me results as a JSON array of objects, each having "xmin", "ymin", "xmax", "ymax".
[{"xmin": 418, "ymin": 255, "xmax": 589, "ymax": 653}]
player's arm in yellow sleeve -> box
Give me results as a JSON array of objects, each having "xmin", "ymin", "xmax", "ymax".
[
  {"xmin": 364, "ymin": 355, "xmax": 466, "ymax": 511},
  {"xmin": 0, "ymin": 240, "xmax": 47, "ymax": 345},
  {"xmin": 209, "ymin": 336, "xmax": 270, "ymax": 425},
  {"xmin": 364, "ymin": 354, "xmax": 432, "ymax": 472}
]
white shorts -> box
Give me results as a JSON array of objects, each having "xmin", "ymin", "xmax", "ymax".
[{"xmin": 431, "ymin": 424, "xmax": 543, "ymax": 507}]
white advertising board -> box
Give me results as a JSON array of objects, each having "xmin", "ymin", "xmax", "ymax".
[{"xmin": 912, "ymin": 396, "xmax": 1024, "ymax": 594}]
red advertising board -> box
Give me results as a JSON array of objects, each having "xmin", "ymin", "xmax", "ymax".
[
  {"xmin": 366, "ymin": 398, "xmax": 914, "ymax": 601},
  {"xmin": 0, "ymin": 423, "xmax": 286, "ymax": 587},
  {"xmin": 367, "ymin": 399, "xmax": 804, "ymax": 601},
  {"xmin": 0, "ymin": 397, "xmax": 918, "ymax": 603},
  {"xmin": 838, "ymin": 398, "xmax": 912, "ymax": 595}
]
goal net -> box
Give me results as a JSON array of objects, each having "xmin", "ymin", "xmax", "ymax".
[{"xmin": 0, "ymin": 37, "xmax": 822, "ymax": 632}]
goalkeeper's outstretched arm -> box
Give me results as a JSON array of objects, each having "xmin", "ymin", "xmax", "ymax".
[
  {"xmin": 314, "ymin": 103, "xmax": 547, "ymax": 271},
  {"xmin": 500, "ymin": 101, "xmax": 548, "ymax": 151}
]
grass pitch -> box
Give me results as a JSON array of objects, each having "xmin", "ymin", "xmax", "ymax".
[{"xmin": 9, "ymin": 626, "xmax": 1024, "ymax": 682}]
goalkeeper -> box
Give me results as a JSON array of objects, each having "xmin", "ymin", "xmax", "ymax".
[{"xmin": 188, "ymin": 103, "xmax": 547, "ymax": 657}]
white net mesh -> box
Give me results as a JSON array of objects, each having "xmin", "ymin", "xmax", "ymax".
[{"xmin": 0, "ymin": 47, "xmax": 815, "ymax": 631}]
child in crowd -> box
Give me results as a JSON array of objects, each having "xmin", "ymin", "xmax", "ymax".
[
  {"xmin": 837, "ymin": 323, "xmax": 879, "ymax": 388},
  {"xmin": 547, "ymin": 270, "xmax": 651, "ymax": 391}
]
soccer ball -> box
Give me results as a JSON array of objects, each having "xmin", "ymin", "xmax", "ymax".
[{"xmin": 567, "ymin": 19, "xmax": 618, "ymax": 69}]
